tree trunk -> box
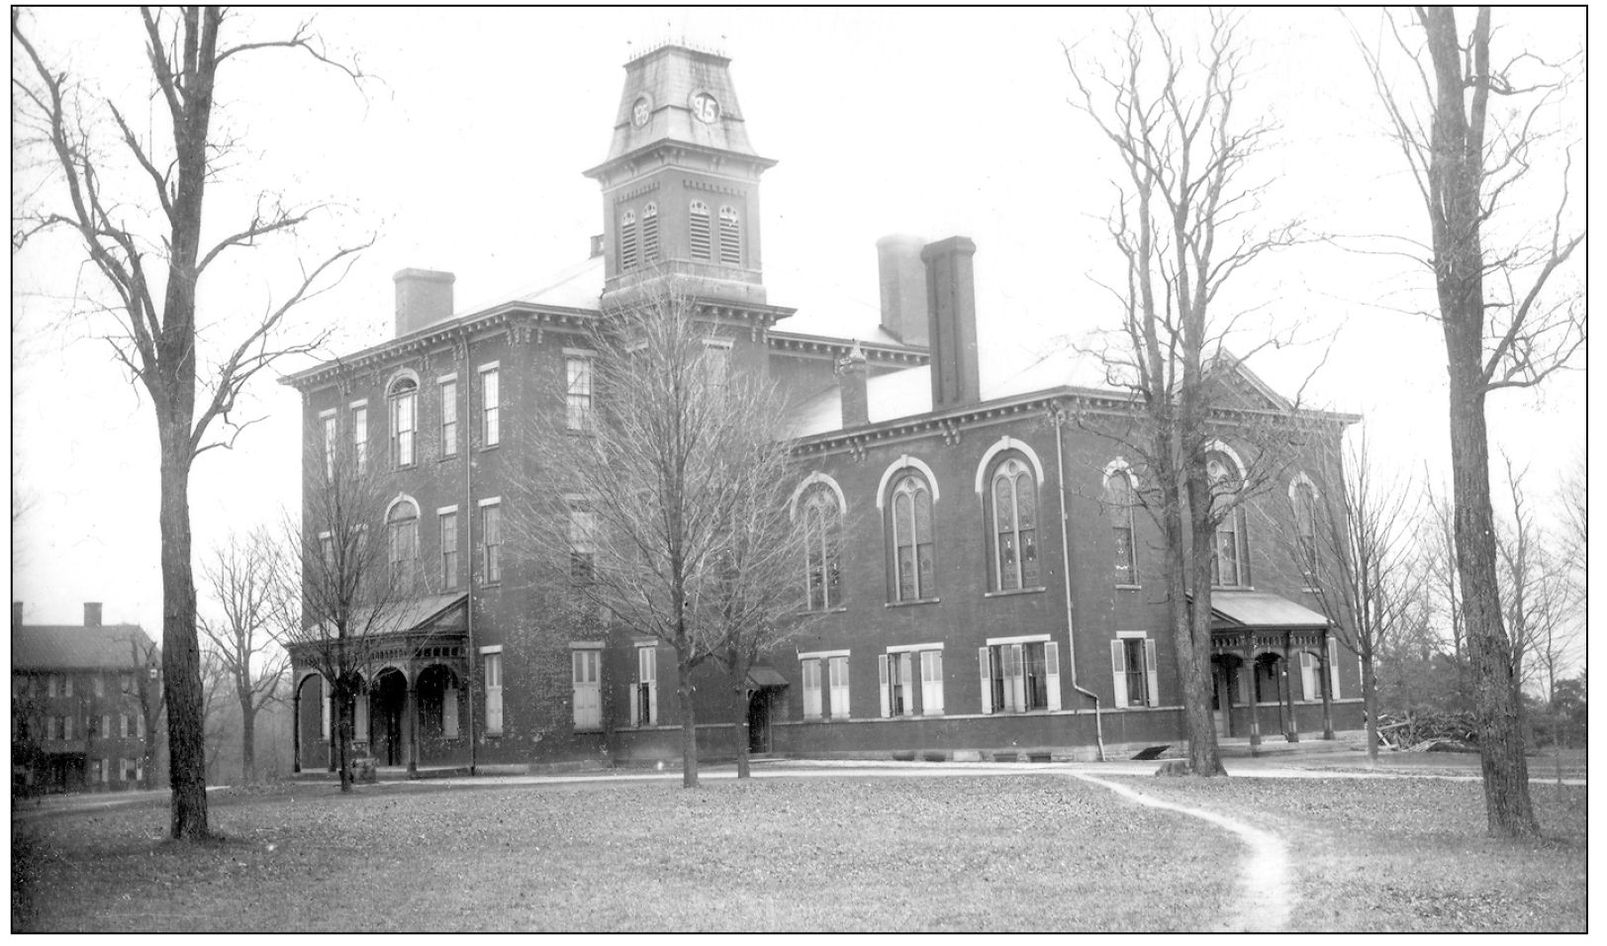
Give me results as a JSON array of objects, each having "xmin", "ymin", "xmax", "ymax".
[
  {"xmin": 1162, "ymin": 449, "xmax": 1224, "ymax": 777},
  {"xmin": 159, "ymin": 432, "xmax": 210, "ymax": 838},
  {"xmin": 678, "ymin": 664, "xmax": 699, "ymax": 788},
  {"xmin": 1362, "ymin": 652, "xmax": 1380, "ymax": 765},
  {"xmin": 239, "ymin": 700, "xmax": 256, "ymax": 785},
  {"xmin": 730, "ymin": 651, "xmax": 751, "ymax": 780},
  {"xmin": 336, "ymin": 683, "xmax": 354, "ymax": 793}
]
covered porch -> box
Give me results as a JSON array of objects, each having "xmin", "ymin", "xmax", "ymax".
[
  {"xmin": 1206, "ymin": 591, "xmax": 1338, "ymax": 751},
  {"xmin": 288, "ymin": 594, "xmax": 472, "ymax": 776}
]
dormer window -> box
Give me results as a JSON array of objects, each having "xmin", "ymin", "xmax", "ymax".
[
  {"xmin": 718, "ymin": 206, "xmax": 741, "ymax": 265},
  {"xmin": 619, "ymin": 210, "xmax": 639, "ymax": 271},
  {"xmin": 641, "ymin": 203, "xmax": 659, "ymax": 264},
  {"xmin": 689, "ymin": 201, "xmax": 711, "ymax": 261}
]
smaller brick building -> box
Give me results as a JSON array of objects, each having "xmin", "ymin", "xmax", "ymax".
[{"xmin": 11, "ymin": 602, "xmax": 160, "ymax": 794}]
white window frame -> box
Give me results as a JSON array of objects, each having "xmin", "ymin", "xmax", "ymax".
[
  {"xmin": 481, "ymin": 645, "xmax": 505, "ymax": 735},
  {"xmin": 877, "ymin": 651, "xmax": 915, "ymax": 718},
  {"xmin": 479, "ymin": 497, "xmax": 503, "ymax": 584},
  {"xmin": 350, "ymin": 400, "xmax": 369, "ymax": 474},
  {"xmin": 801, "ymin": 658, "xmax": 823, "ymax": 720},
  {"xmin": 570, "ymin": 645, "xmax": 602, "ymax": 732},
  {"xmin": 320, "ymin": 409, "xmax": 338, "ymax": 479},
  {"xmin": 979, "ymin": 635, "xmax": 1061, "ymax": 715},
  {"xmin": 630, "ymin": 643, "xmax": 658, "ymax": 727},
  {"xmin": 389, "ymin": 378, "xmax": 418, "ymax": 469},
  {"xmin": 564, "ymin": 352, "xmax": 594, "ymax": 432},
  {"xmin": 827, "ymin": 655, "xmax": 850, "ymax": 720},
  {"xmin": 438, "ymin": 374, "xmax": 459, "ymax": 458},
  {"xmin": 479, "ymin": 364, "xmax": 501, "ymax": 447},
  {"xmin": 1110, "ymin": 631, "xmax": 1160, "ymax": 708},
  {"xmin": 438, "ymin": 506, "xmax": 460, "ymax": 589}
]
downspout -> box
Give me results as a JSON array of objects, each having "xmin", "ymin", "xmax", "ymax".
[
  {"xmin": 461, "ymin": 327, "xmax": 478, "ymax": 776},
  {"xmin": 1055, "ymin": 407, "xmax": 1105, "ymax": 761}
]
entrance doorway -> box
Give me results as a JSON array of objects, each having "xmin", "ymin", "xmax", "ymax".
[
  {"xmin": 1211, "ymin": 654, "xmax": 1243, "ymax": 738},
  {"xmin": 372, "ymin": 668, "xmax": 408, "ymax": 766},
  {"xmin": 747, "ymin": 688, "xmax": 775, "ymax": 754}
]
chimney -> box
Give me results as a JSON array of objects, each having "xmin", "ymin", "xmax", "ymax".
[
  {"xmin": 393, "ymin": 268, "xmax": 456, "ymax": 337},
  {"xmin": 11, "ymin": 602, "xmax": 21, "ymax": 630},
  {"xmin": 876, "ymin": 235, "xmax": 928, "ymax": 346},
  {"xmin": 84, "ymin": 602, "xmax": 102, "ymax": 627},
  {"xmin": 836, "ymin": 341, "xmax": 869, "ymax": 428},
  {"xmin": 921, "ymin": 236, "xmax": 980, "ymax": 410}
]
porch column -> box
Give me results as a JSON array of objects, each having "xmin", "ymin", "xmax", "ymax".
[
  {"xmin": 1319, "ymin": 628, "xmax": 1335, "ymax": 740},
  {"xmin": 1243, "ymin": 639, "xmax": 1261, "ymax": 753},
  {"xmin": 292, "ymin": 691, "xmax": 301, "ymax": 774},
  {"xmin": 1283, "ymin": 631, "xmax": 1299, "ymax": 743},
  {"xmin": 407, "ymin": 677, "xmax": 420, "ymax": 777}
]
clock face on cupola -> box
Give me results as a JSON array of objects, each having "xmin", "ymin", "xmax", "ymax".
[{"xmin": 631, "ymin": 95, "xmax": 652, "ymax": 128}]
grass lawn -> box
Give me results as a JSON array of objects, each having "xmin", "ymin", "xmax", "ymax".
[
  {"xmin": 1122, "ymin": 774, "xmax": 1585, "ymax": 932},
  {"xmin": 12, "ymin": 775, "xmax": 1234, "ymax": 932}
]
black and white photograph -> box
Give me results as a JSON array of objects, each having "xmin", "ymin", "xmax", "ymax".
[{"xmin": 10, "ymin": 6, "xmax": 1585, "ymax": 932}]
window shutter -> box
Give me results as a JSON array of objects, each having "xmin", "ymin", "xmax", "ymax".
[
  {"xmin": 648, "ymin": 668, "xmax": 658, "ymax": 727},
  {"xmin": 355, "ymin": 695, "xmax": 370, "ymax": 743},
  {"xmin": 978, "ymin": 647, "xmax": 993, "ymax": 715},
  {"xmin": 1328, "ymin": 638, "xmax": 1342, "ymax": 699},
  {"xmin": 1300, "ymin": 651, "xmax": 1317, "ymax": 702},
  {"xmin": 629, "ymin": 659, "xmax": 641, "ymax": 727},
  {"xmin": 320, "ymin": 678, "xmax": 331, "ymax": 740},
  {"xmin": 921, "ymin": 651, "xmax": 944, "ymax": 716},
  {"xmin": 443, "ymin": 686, "xmax": 459, "ymax": 738},
  {"xmin": 1145, "ymin": 638, "xmax": 1160, "ymax": 707},
  {"xmin": 1110, "ymin": 640, "xmax": 1128, "ymax": 708},
  {"xmin": 1044, "ymin": 641, "xmax": 1062, "ymax": 711},
  {"xmin": 898, "ymin": 652, "xmax": 914, "ymax": 717},
  {"xmin": 877, "ymin": 655, "xmax": 891, "ymax": 718}
]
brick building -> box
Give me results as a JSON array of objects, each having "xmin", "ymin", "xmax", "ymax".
[
  {"xmin": 282, "ymin": 41, "xmax": 1362, "ymax": 771},
  {"xmin": 11, "ymin": 602, "xmax": 161, "ymax": 793}
]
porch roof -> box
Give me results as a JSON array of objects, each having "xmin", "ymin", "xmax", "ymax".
[
  {"xmin": 1208, "ymin": 591, "xmax": 1330, "ymax": 629},
  {"xmin": 308, "ymin": 593, "xmax": 468, "ymax": 642},
  {"xmin": 746, "ymin": 666, "xmax": 788, "ymax": 689}
]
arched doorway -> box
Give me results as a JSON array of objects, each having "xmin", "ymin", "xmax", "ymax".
[
  {"xmin": 371, "ymin": 667, "xmax": 409, "ymax": 766},
  {"xmin": 415, "ymin": 664, "xmax": 462, "ymax": 762},
  {"xmin": 1210, "ymin": 654, "xmax": 1244, "ymax": 737},
  {"xmin": 295, "ymin": 672, "xmax": 328, "ymax": 770},
  {"xmin": 747, "ymin": 688, "xmax": 776, "ymax": 754}
]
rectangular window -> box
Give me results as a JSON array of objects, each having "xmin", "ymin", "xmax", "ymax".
[
  {"xmin": 483, "ymin": 650, "xmax": 504, "ymax": 735},
  {"xmin": 391, "ymin": 385, "xmax": 416, "ymax": 468},
  {"xmin": 827, "ymin": 656, "xmax": 850, "ymax": 719},
  {"xmin": 389, "ymin": 515, "xmax": 418, "ymax": 589},
  {"xmin": 319, "ymin": 532, "xmax": 336, "ymax": 574},
  {"xmin": 702, "ymin": 340, "xmax": 731, "ymax": 393},
  {"xmin": 981, "ymin": 640, "xmax": 1062, "ymax": 714},
  {"xmin": 136, "ymin": 713, "xmax": 146, "ymax": 740},
  {"xmin": 119, "ymin": 714, "xmax": 130, "ymax": 739},
  {"xmin": 47, "ymin": 675, "xmax": 58, "ymax": 698},
  {"xmin": 321, "ymin": 411, "xmax": 338, "ymax": 479},
  {"xmin": 565, "ymin": 356, "xmax": 592, "ymax": 431},
  {"xmin": 920, "ymin": 650, "xmax": 945, "ymax": 716},
  {"xmin": 801, "ymin": 658, "xmax": 823, "ymax": 720},
  {"xmin": 481, "ymin": 500, "xmax": 502, "ymax": 584},
  {"xmin": 480, "ymin": 365, "xmax": 500, "ymax": 447},
  {"xmin": 1110, "ymin": 634, "xmax": 1160, "ymax": 708},
  {"xmin": 93, "ymin": 675, "xmax": 104, "ymax": 698},
  {"xmin": 63, "ymin": 676, "xmax": 73, "ymax": 698},
  {"xmin": 439, "ymin": 377, "xmax": 458, "ymax": 457},
  {"xmin": 572, "ymin": 648, "xmax": 601, "ymax": 731},
  {"xmin": 101, "ymin": 714, "xmax": 111, "ymax": 739},
  {"xmin": 351, "ymin": 403, "xmax": 369, "ymax": 474},
  {"xmin": 439, "ymin": 509, "xmax": 459, "ymax": 588},
  {"xmin": 631, "ymin": 645, "xmax": 657, "ymax": 727},
  {"xmin": 569, "ymin": 499, "xmax": 596, "ymax": 583},
  {"xmin": 63, "ymin": 715, "xmax": 74, "ymax": 741},
  {"xmin": 878, "ymin": 652, "xmax": 914, "ymax": 718}
]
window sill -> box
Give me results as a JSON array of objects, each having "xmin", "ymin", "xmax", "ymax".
[
  {"xmin": 1115, "ymin": 583, "xmax": 1142, "ymax": 591},
  {"xmin": 439, "ymin": 453, "xmax": 459, "ymax": 463},
  {"xmin": 797, "ymin": 605, "xmax": 850, "ymax": 616},
  {"xmin": 885, "ymin": 598, "xmax": 940, "ymax": 609},
  {"xmin": 984, "ymin": 586, "xmax": 1047, "ymax": 599},
  {"xmin": 480, "ymin": 444, "xmax": 501, "ymax": 452}
]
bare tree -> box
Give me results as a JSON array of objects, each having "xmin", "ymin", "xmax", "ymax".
[
  {"xmin": 199, "ymin": 526, "xmax": 292, "ymax": 784},
  {"xmin": 1286, "ymin": 431, "xmax": 1420, "ymax": 762},
  {"xmin": 121, "ymin": 631, "xmax": 166, "ymax": 791},
  {"xmin": 511, "ymin": 278, "xmax": 809, "ymax": 788},
  {"xmin": 278, "ymin": 452, "xmax": 415, "ymax": 793},
  {"xmin": 1065, "ymin": 10, "xmax": 1316, "ymax": 775},
  {"xmin": 1495, "ymin": 457, "xmax": 1575, "ymax": 703},
  {"xmin": 12, "ymin": 8, "xmax": 371, "ymax": 837},
  {"xmin": 1354, "ymin": 7, "xmax": 1583, "ymax": 836}
]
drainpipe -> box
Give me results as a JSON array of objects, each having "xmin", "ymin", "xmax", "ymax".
[
  {"xmin": 461, "ymin": 327, "xmax": 478, "ymax": 776},
  {"xmin": 1054, "ymin": 407, "xmax": 1105, "ymax": 761}
]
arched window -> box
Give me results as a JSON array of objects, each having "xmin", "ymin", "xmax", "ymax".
[
  {"xmin": 619, "ymin": 209, "xmax": 638, "ymax": 271},
  {"xmin": 641, "ymin": 203, "xmax": 659, "ymax": 263},
  {"xmin": 987, "ymin": 456, "xmax": 1040, "ymax": 591},
  {"xmin": 387, "ymin": 498, "xmax": 419, "ymax": 590},
  {"xmin": 1291, "ymin": 477, "xmax": 1318, "ymax": 579},
  {"xmin": 1206, "ymin": 449, "xmax": 1249, "ymax": 587},
  {"xmin": 689, "ymin": 201, "xmax": 711, "ymax": 261},
  {"xmin": 388, "ymin": 378, "xmax": 417, "ymax": 468},
  {"xmin": 1105, "ymin": 466, "xmax": 1139, "ymax": 586},
  {"xmin": 798, "ymin": 483, "xmax": 843, "ymax": 610},
  {"xmin": 718, "ymin": 206, "xmax": 741, "ymax": 265},
  {"xmin": 888, "ymin": 471, "xmax": 936, "ymax": 602}
]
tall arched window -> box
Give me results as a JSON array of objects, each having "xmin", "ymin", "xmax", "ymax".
[
  {"xmin": 1105, "ymin": 466, "xmax": 1139, "ymax": 586},
  {"xmin": 689, "ymin": 201, "xmax": 711, "ymax": 260},
  {"xmin": 1291, "ymin": 477, "xmax": 1318, "ymax": 579},
  {"xmin": 889, "ymin": 472, "xmax": 936, "ymax": 601},
  {"xmin": 641, "ymin": 202, "xmax": 659, "ymax": 263},
  {"xmin": 988, "ymin": 456, "xmax": 1040, "ymax": 591},
  {"xmin": 387, "ymin": 499, "xmax": 419, "ymax": 590},
  {"xmin": 798, "ymin": 483, "xmax": 843, "ymax": 610},
  {"xmin": 619, "ymin": 209, "xmax": 638, "ymax": 271},
  {"xmin": 1206, "ymin": 449, "xmax": 1249, "ymax": 587},
  {"xmin": 718, "ymin": 206, "xmax": 741, "ymax": 265},
  {"xmin": 388, "ymin": 378, "xmax": 417, "ymax": 469}
]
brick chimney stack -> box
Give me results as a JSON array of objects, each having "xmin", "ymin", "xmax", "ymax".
[
  {"xmin": 921, "ymin": 236, "xmax": 980, "ymax": 410},
  {"xmin": 836, "ymin": 341, "xmax": 869, "ymax": 428},
  {"xmin": 876, "ymin": 235, "xmax": 928, "ymax": 346},
  {"xmin": 84, "ymin": 602, "xmax": 102, "ymax": 627},
  {"xmin": 393, "ymin": 268, "xmax": 456, "ymax": 337}
]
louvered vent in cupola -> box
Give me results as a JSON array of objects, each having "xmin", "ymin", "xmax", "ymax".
[
  {"xmin": 689, "ymin": 201, "xmax": 711, "ymax": 260},
  {"xmin": 719, "ymin": 205, "xmax": 741, "ymax": 265}
]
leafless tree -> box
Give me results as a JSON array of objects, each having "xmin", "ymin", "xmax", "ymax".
[
  {"xmin": 511, "ymin": 278, "xmax": 810, "ymax": 788},
  {"xmin": 123, "ymin": 631, "xmax": 165, "ymax": 791},
  {"xmin": 11, "ymin": 8, "xmax": 372, "ymax": 837},
  {"xmin": 199, "ymin": 526, "xmax": 292, "ymax": 784},
  {"xmin": 1354, "ymin": 7, "xmax": 1583, "ymax": 837},
  {"xmin": 1495, "ymin": 457, "xmax": 1575, "ymax": 703},
  {"xmin": 278, "ymin": 452, "xmax": 416, "ymax": 793},
  {"xmin": 1065, "ymin": 10, "xmax": 1318, "ymax": 775},
  {"xmin": 1284, "ymin": 431, "xmax": 1421, "ymax": 763}
]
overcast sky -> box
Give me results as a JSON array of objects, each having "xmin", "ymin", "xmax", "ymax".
[{"xmin": 11, "ymin": 7, "xmax": 1586, "ymax": 638}]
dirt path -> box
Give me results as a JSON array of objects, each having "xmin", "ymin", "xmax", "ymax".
[{"xmin": 1065, "ymin": 772, "xmax": 1291, "ymax": 932}]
